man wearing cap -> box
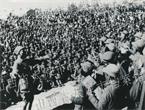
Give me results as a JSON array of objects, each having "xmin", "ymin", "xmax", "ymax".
[
  {"xmin": 103, "ymin": 39, "xmax": 116, "ymax": 52},
  {"xmin": 11, "ymin": 46, "xmax": 49, "ymax": 77},
  {"xmin": 10, "ymin": 46, "xmax": 49, "ymax": 110},
  {"xmin": 80, "ymin": 53, "xmax": 96, "ymax": 78},
  {"xmin": 131, "ymin": 39, "xmax": 145, "ymax": 54},
  {"xmin": 99, "ymin": 51, "xmax": 116, "ymax": 64},
  {"xmin": 87, "ymin": 64, "xmax": 127, "ymax": 110},
  {"xmin": 128, "ymin": 53, "xmax": 145, "ymax": 109}
]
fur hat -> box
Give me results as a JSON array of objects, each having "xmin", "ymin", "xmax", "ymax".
[
  {"xmin": 102, "ymin": 64, "xmax": 119, "ymax": 78},
  {"xmin": 100, "ymin": 51, "xmax": 114, "ymax": 62}
]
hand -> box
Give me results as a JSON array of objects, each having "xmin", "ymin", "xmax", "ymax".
[
  {"xmin": 10, "ymin": 72, "xmax": 17, "ymax": 79},
  {"xmin": 16, "ymin": 91, "xmax": 20, "ymax": 97},
  {"xmin": 87, "ymin": 89, "xmax": 93, "ymax": 96}
]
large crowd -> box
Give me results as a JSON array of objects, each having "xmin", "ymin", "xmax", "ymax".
[{"xmin": 0, "ymin": 2, "xmax": 145, "ymax": 110}]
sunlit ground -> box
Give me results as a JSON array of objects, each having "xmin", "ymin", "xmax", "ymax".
[{"xmin": 0, "ymin": 0, "xmax": 144, "ymax": 19}]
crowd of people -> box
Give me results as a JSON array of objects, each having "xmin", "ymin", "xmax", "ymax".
[{"xmin": 0, "ymin": 2, "xmax": 145, "ymax": 110}]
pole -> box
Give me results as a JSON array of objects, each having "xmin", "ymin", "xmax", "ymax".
[{"xmin": 138, "ymin": 81, "xmax": 145, "ymax": 110}]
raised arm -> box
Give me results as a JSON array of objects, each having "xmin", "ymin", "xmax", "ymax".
[
  {"xmin": 35, "ymin": 54, "xmax": 50, "ymax": 61},
  {"xmin": 10, "ymin": 59, "xmax": 21, "ymax": 78}
]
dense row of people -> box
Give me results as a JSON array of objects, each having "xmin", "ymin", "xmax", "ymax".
[{"xmin": 0, "ymin": 2, "xmax": 145, "ymax": 110}]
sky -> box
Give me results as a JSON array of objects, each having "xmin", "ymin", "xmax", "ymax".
[
  {"xmin": 0, "ymin": 0, "xmax": 87, "ymax": 10},
  {"xmin": 0, "ymin": 0, "xmax": 144, "ymax": 19},
  {"xmin": 0, "ymin": 0, "xmax": 87, "ymax": 19}
]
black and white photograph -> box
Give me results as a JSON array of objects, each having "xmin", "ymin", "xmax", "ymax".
[{"xmin": 0, "ymin": 0, "xmax": 145, "ymax": 110}]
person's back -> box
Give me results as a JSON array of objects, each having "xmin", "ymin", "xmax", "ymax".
[
  {"xmin": 98, "ymin": 81, "xmax": 126, "ymax": 110},
  {"xmin": 87, "ymin": 64, "xmax": 127, "ymax": 110},
  {"xmin": 129, "ymin": 73, "xmax": 145, "ymax": 109}
]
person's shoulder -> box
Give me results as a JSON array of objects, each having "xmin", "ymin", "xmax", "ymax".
[
  {"xmin": 103, "ymin": 85, "xmax": 112, "ymax": 94},
  {"xmin": 14, "ymin": 57, "xmax": 23, "ymax": 64},
  {"xmin": 104, "ymin": 81, "xmax": 119, "ymax": 94}
]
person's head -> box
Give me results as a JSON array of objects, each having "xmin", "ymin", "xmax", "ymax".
[
  {"xmin": 14, "ymin": 46, "xmax": 27, "ymax": 59},
  {"xmin": 99, "ymin": 51, "xmax": 115, "ymax": 65},
  {"xmin": 102, "ymin": 64, "xmax": 120, "ymax": 81}
]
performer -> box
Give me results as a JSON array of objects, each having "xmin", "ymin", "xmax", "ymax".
[{"xmin": 10, "ymin": 46, "xmax": 49, "ymax": 110}]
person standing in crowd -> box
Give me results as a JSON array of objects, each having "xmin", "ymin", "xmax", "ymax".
[
  {"xmin": 10, "ymin": 46, "xmax": 49, "ymax": 110},
  {"xmin": 128, "ymin": 47, "xmax": 145, "ymax": 109},
  {"xmin": 5, "ymin": 78, "xmax": 17, "ymax": 105},
  {"xmin": 87, "ymin": 64, "xmax": 127, "ymax": 110},
  {"xmin": 55, "ymin": 66, "xmax": 63, "ymax": 86}
]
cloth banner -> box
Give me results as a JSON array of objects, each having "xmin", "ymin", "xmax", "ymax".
[
  {"xmin": 31, "ymin": 87, "xmax": 72, "ymax": 110},
  {"xmin": 31, "ymin": 81, "xmax": 83, "ymax": 110}
]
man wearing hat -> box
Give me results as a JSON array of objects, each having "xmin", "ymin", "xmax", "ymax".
[
  {"xmin": 129, "ymin": 54, "xmax": 145, "ymax": 109},
  {"xmin": 11, "ymin": 46, "xmax": 49, "ymax": 77},
  {"xmin": 79, "ymin": 52, "xmax": 99, "ymax": 82},
  {"xmin": 79, "ymin": 61, "xmax": 93, "ymax": 81},
  {"xmin": 118, "ymin": 42, "xmax": 133, "ymax": 84},
  {"xmin": 99, "ymin": 51, "xmax": 116, "ymax": 64},
  {"xmin": 87, "ymin": 64, "xmax": 127, "ymax": 110},
  {"xmin": 104, "ymin": 38, "xmax": 118, "ymax": 53},
  {"xmin": 131, "ymin": 39, "xmax": 145, "ymax": 54},
  {"xmin": 10, "ymin": 46, "xmax": 49, "ymax": 110}
]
